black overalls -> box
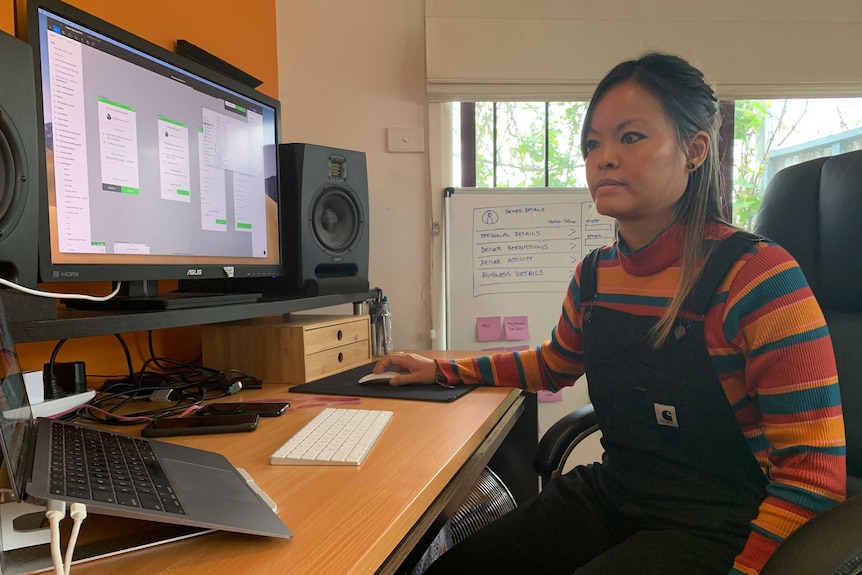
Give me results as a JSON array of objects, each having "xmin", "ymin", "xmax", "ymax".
[{"xmin": 426, "ymin": 232, "xmax": 769, "ymax": 575}]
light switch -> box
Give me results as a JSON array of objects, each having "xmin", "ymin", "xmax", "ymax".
[{"xmin": 387, "ymin": 127, "xmax": 425, "ymax": 153}]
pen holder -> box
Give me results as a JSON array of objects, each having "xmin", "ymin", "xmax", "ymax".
[{"xmin": 369, "ymin": 299, "xmax": 393, "ymax": 356}]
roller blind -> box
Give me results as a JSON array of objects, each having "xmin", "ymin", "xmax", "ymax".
[{"xmin": 426, "ymin": 0, "xmax": 862, "ymax": 102}]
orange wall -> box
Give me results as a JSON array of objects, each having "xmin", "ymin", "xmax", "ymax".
[
  {"xmin": 8, "ymin": 0, "xmax": 279, "ymax": 380},
  {"xmin": 13, "ymin": 0, "xmax": 278, "ymax": 98},
  {"xmin": 1, "ymin": 1, "xmax": 12, "ymax": 34}
]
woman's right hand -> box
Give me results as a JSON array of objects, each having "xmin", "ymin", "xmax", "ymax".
[{"xmin": 373, "ymin": 352, "xmax": 438, "ymax": 386}]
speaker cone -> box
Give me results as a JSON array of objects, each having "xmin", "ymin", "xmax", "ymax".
[{"xmin": 310, "ymin": 186, "xmax": 361, "ymax": 253}]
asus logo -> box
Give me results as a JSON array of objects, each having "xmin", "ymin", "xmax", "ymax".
[{"xmin": 186, "ymin": 269, "xmax": 203, "ymax": 276}]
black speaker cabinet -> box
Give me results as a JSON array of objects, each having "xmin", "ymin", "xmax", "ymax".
[
  {"xmin": 279, "ymin": 143, "xmax": 369, "ymax": 292},
  {"xmin": 178, "ymin": 143, "xmax": 370, "ymax": 297},
  {"xmin": 0, "ymin": 31, "xmax": 40, "ymax": 289}
]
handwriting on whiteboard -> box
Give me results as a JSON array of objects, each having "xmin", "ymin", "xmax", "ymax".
[{"xmin": 472, "ymin": 201, "xmax": 615, "ymax": 296}]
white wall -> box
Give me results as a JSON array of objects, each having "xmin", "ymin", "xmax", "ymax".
[
  {"xmin": 275, "ymin": 0, "xmax": 431, "ymax": 349},
  {"xmin": 426, "ymin": 0, "xmax": 862, "ymax": 101}
]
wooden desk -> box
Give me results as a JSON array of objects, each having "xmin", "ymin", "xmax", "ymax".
[{"xmin": 29, "ymin": 364, "xmax": 525, "ymax": 574}]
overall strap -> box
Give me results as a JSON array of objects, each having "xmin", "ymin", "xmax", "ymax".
[
  {"xmin": 682, "ymin": 231, "xmax": 763, "ymax": 317},
  {"xmin": 579, "ymin": 248, "xmax": 602, "ymax": 305},
  {"xmin": 579, "ymin": 231, "xmax": 762, "ymax": 314}
]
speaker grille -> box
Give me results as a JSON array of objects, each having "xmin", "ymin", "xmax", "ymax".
[
  {"xmin": 0, "ymin": 109, "xmax": 26, "ymax": 242},
  {"xmin": 311, "ymin": 186, "xmax": 362, "ymax": 253},
  {"xmin": 0, "ymin": 31, "xmax": 40, "ymax": 287}
]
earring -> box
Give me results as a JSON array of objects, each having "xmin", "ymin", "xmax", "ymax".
[{"xmin": 686, "ymin": 162, "xmax": 695, "ymax": 170}]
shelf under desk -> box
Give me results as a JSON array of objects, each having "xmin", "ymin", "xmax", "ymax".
[
  {"xmin": 9, "ymin": 291, "xmax": 375, "ymax": 343},
  {"xmin": 18, "ymin": 381, "xmax": 523, "ymax": 575}
]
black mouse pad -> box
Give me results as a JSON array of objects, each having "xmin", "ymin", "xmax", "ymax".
[{"xmin": 289, "ymin": 363, "xmax": 476, "ymax": 402}]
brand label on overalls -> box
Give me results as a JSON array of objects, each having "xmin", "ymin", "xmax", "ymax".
[{"xmin": 653, "ymin": 403, "xmax": 679, "ymax": 428}]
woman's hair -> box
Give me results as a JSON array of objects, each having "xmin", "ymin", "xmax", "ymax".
[{"xmin": 580, "ymin": 52, "xmax": 727, "ymax": 347}]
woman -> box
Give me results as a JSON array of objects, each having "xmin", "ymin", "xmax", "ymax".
[{"xmin": 374, "ymin": 52, "xmax": 845, "ymax": 574}]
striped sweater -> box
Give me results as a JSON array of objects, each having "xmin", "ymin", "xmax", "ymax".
[{"xmin": 437, "ymin": 221, "xmax": 845, "ymax": 575}]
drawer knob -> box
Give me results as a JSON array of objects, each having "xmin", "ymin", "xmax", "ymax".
[
  {"xmin": 337, "ymin": 330, "xmax": 343, "ymax": 341},
  {"xmin": 338, "ymin": 352, "xmax": 344, "ymax": 363}
]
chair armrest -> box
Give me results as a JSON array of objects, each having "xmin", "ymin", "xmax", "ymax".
[
  {"xmin": 760, "ymin": 495, "xmax": 862, "ymax": 575},
  {"xmin": 532, "ymin": 403, "xmax": 598, "ymax": 486}
]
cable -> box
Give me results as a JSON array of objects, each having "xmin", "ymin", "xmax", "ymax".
[
  {"xmin": 147, "ymin": 330, "xmax": 176, "ymax": 371},
  {"xmin": 0, "ymin": 278, "xmax": 122, "ymax": 301},
  {"xmin": 45, "ymin": 500, "xmax": 66, "ymax": 575},
  {"xmin": 60, "ymin": 351, "xmax": 260, "ymax": 425},
  {"xmin": 44, "ymin": 500, "xmax": 87, "ymax": 575},
  {"xmin": 113, "ymin": 334, "xmax": 135, "ymax": 383},
  {"xmin": 64, "ymin": 503, "xmax": 87, "ymax": 575},
  {"xmin": 45, "ymin": 338, "xmax": 69, "ymax": 400}
]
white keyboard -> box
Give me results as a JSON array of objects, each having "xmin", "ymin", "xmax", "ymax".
[{"xmin": 270, "ymin": 408, "xmax": 393, "ymax": 466}]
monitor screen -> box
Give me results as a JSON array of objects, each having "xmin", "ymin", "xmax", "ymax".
[{"xmin": 29, "ymin": 0, "xmax": 282, "ymax": 302}]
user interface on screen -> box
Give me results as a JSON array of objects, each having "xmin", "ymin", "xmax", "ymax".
[{"xmin": 35, "ymin": 6, "xmax": 281, "ymax": 272}]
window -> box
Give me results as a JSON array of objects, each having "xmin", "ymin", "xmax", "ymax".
[
  {"xmin": 732, "ymin": 98, "xmax": 862, "ymax": 229},
  {"xmin": 459, "ymin": 102, "xmax": 588, "ymax": 189},
  {"xmin": 455, "ymin": 98, "xmax": 862, "ymax": 229}
]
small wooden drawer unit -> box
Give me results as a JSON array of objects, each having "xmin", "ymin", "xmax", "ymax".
[{"xmin": 201, "ymin": 314, "xmax": 371, "ymax": 384}]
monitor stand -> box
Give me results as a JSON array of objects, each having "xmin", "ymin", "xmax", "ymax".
[
  {"xmin": 63, "ymin": 280, "xmax": 262, "ymax": 311},
  {"xmin": 0, "ymin": 511, "xmax": 211, "ymax": 575}
]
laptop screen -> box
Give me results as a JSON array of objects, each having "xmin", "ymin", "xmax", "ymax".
[{"xmin": 0, "ymin": 297, "xmax": 36, "ymax": 499}]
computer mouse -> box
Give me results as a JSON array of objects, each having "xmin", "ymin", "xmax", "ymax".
[{"xmin": 358, "ymin": 371, "xmax": 399, "ymax": 385}]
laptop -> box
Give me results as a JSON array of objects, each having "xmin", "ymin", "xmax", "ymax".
[{"xmin": 0, "ymin": 299, "xmax": 291, "ymax": 541}]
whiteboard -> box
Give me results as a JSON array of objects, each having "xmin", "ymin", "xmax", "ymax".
[
  {"xmin": 442, "ymin": 187, "xmax": 615, "ymax": 445},
  {"xmin": 443, "ymin": 188, "xmax": 616, "ymax": 351}
]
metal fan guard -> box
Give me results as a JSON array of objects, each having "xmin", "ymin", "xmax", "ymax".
[{"xmin": 411, "ymin": 466, "xmax": 517, "ymax": 574}]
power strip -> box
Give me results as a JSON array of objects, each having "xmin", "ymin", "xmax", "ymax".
[
  {"xmin": 3, "ymin": 390, "xmax": 96, "ymax": 420},
  {"xmin": 32, "ymin": 390, "xmax": 96, "ymax": 417}
]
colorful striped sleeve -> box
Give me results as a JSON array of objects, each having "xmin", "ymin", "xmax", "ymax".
[
  {"xmin": 721, "ymin": 241, "xmax": 845, "ymax": 574},
  {"xmin": 435, "ymin": 264, "xmax": 587, "ymax": 392}
]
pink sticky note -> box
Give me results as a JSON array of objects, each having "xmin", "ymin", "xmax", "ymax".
[
  {"xmin": 537, "ymin": 390, "xmax": 563, "ymax": 403},
  {"xmin": 505, "ymin": 345, "xmax": 530, "ymax": 352},
  {"xmin": 476, "ymin": 316, "xmax": 502, "ymax": 342},
  {"xmin": 503, "ymin": 316, "xmax": 530, "ymax": 341}
]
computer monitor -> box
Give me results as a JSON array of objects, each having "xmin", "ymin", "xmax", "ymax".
[{"xmin": 28, "ymin": 0, "xmax": 283, "ymax": 309}]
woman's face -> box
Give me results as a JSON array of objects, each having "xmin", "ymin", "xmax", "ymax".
[{"xmin": 584, "ymin": 80, "xmax": 692, "ymax": 245}]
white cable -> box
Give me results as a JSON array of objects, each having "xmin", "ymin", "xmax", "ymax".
[
  {"xmin": 63, "ymin": 503, "xmax": 87, "ymax": 575},
  {"xmin": 0, "ymin": 278, "xmax": 122, "ymax": 301},
  {"xmin": 45, "ymin": 500, "xmax": 66, "ymax": 575}
]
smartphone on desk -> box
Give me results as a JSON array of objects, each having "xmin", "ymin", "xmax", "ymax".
[
  {"xmin": 141, "ymin": 413, "xmax": 259, "ymax": 438},
  {"xmin": 196, "ymin": 402, "xmax": 289, "ymax": 417}
]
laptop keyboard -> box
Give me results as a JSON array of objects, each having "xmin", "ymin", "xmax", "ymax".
[{"xmin": 48, "ymin": 421, "xmax": 186, "ymax": 515}]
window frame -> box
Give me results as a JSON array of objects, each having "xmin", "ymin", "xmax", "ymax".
[{"xmin": 460, "ymin": 101, "xmax": 735, "ymax": 221}]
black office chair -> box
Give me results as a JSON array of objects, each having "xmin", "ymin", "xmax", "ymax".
[{"xmin": 533, "ymin": 148, "xmax": 862, "ymax": 575}]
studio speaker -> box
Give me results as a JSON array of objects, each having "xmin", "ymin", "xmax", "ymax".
[
  {"xmin": 278, "ymin": 143, "xmax": 369, "ymax": 293},
  {"xmin": 0, "ymin": 31, "xmax": 39, "ymax": 289}
]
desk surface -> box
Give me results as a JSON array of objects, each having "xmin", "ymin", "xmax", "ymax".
[{"xmin": 59, "ymin": 355, "xmax": 521, "ymax": 575}]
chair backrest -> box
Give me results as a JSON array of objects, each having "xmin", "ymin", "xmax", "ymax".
[{"xmin": 754, "ymin": 149, "xmax": 862, "ymax": 486}]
